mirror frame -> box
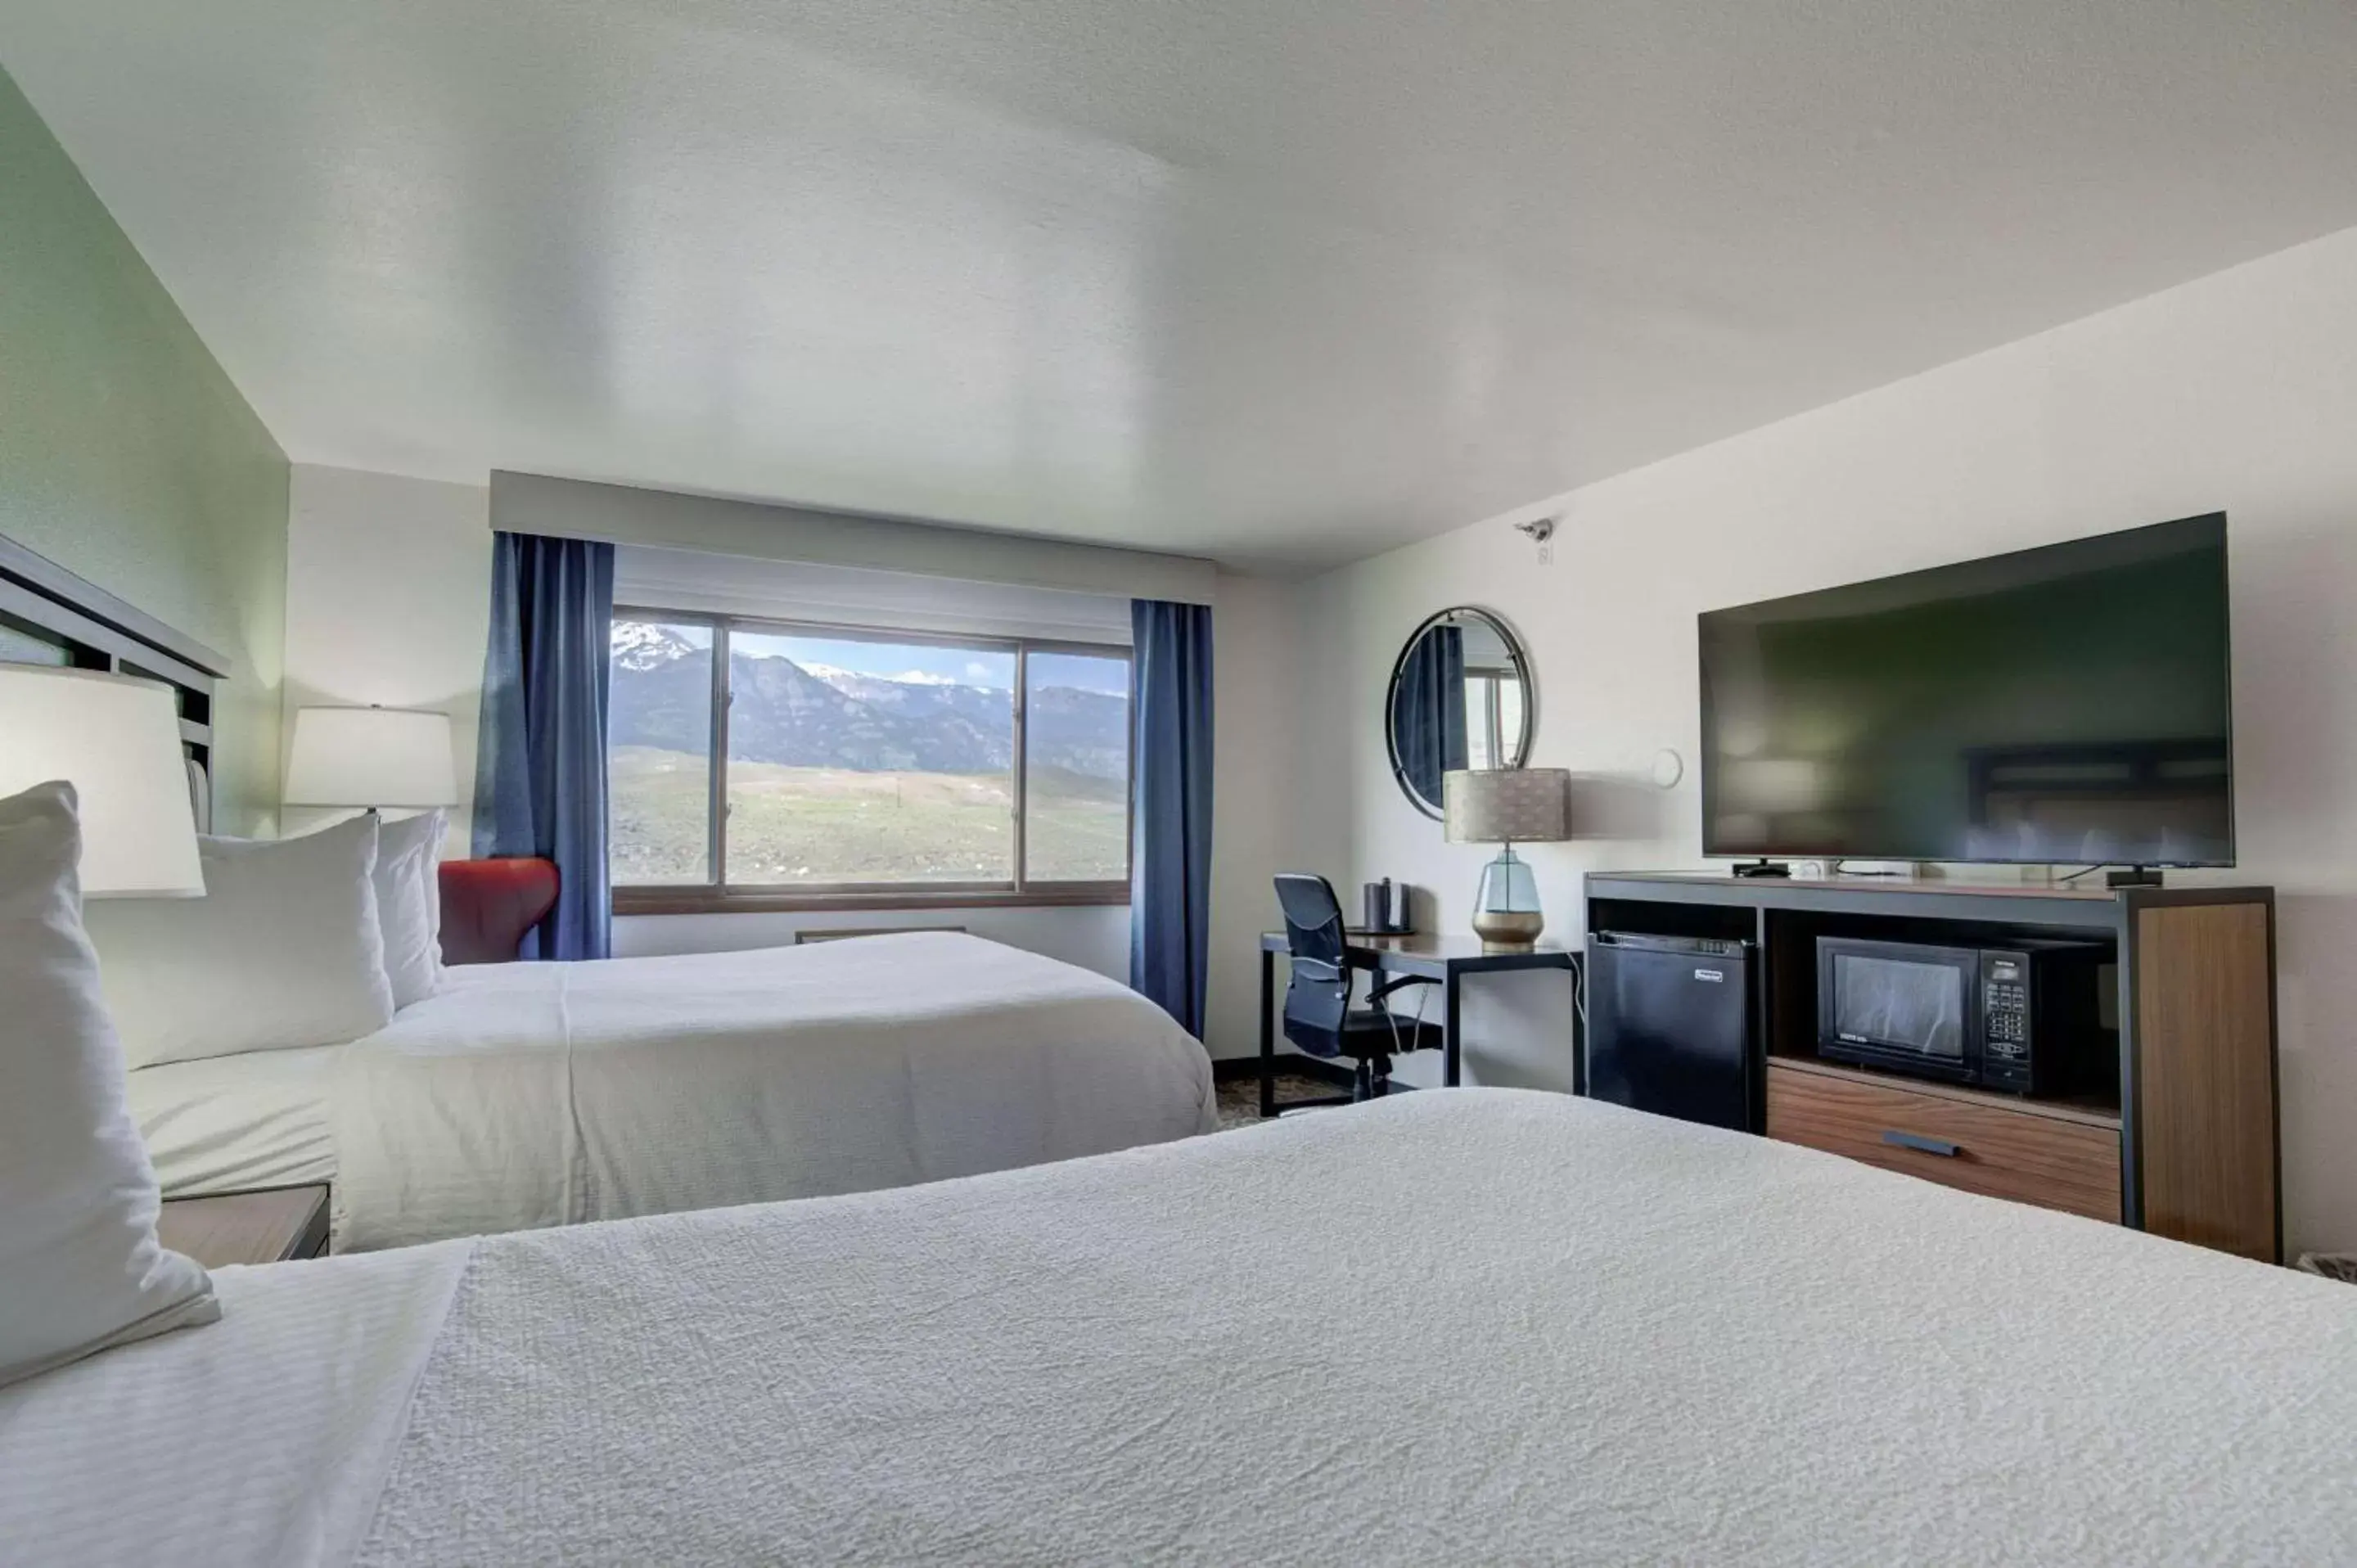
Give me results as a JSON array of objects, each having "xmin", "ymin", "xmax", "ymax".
[{"xmin": 1383, "ymin": 606, "xmax": 1535, "ymax": 821}]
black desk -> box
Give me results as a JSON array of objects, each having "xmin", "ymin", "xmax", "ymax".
[{"xmin": 1256, "ymin": 932, "xmax": 1582, "ymax": 1117}]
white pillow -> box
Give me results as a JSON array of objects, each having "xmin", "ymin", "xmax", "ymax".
[
  {"xmin": 0, "ymin": 782, "xmax": 218, "ymax": 1387},
  {"xmin": 375, "ymin": 809, "xmax": 446, "ymax": 1009},
  {"xmin": 85, "ymin": 814, "xmax": 395, "ymax": 1070}
]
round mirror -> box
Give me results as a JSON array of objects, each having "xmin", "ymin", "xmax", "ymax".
[{"xmin": 1385, "ymin": 607, "xmax": 1534, "ymax": 820}]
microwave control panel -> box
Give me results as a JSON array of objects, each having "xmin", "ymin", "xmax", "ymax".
[
  {"xmin": 1979, "ymin": 952, "xmax": 2033, "ymax": 1088},
  {"xmin": 1985, "ymin": 954, "xmax": 2028, "ymax": 1057}
]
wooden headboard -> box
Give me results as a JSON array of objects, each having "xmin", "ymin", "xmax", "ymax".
[{"xmin": 0, "ymin": 531, "xmax": 232, "ymax": 830}]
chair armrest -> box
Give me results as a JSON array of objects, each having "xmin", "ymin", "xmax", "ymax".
[{"xmin": 1368, "ymin": 975, "xmax": 1436, "ymax": 1007}]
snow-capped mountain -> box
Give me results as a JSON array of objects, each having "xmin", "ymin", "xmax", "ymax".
[
  {"xmin": 799, "ymin": 664, "xmax": 1000, "ymax": 714},
  {"xmin": 803, "ymin": 662, "xmax": 976, "ymax": 692},
  {"xmin": 610, "ymin": 620, "xmax": 701, "ymax": 673},
  {"xmin": 609, "ymin": 623, "xmax": 1126, "ymax": 779}
]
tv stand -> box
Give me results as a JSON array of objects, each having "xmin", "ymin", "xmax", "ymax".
[
  {"xmin": 2106, "ymin": 866, "xmax": 2165, "ymax": 889},
  {"xmin": 1583, "ymin": 871, "xmax": 2281, "ymax": 1263},
  {"xmin": 1729, "ymin": 859, "xmax": 1791, "ymax": 879}
]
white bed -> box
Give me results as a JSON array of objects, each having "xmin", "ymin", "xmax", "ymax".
[
  {"xmin": 11, "ymin": 1090, "xmax": 2353, "ymax": 1566},
  {"xmin": 129, "ymin": 932, "xmax": 1216, "ymax": 1251},
  {"xmin": 125, "ymin": 1045, "xmax": 340, "ymax": 1195}
]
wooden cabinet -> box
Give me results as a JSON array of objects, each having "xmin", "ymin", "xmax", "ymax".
[
  {"xmin": 2132, "ymin": 902, "xmax": 2280, "ymax": 1259},
  {"xmin": 1765, "ymin": 1058, "xmax": 2121, "ymax": 1223},
  {"xmin": 1584, "ymin": 873, "xmax": 2280, "ymax": 1262}
]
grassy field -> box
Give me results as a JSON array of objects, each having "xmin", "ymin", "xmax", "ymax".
[
  {"xmin": 608, "ymin": 746, "xmax": 1126, "ymax": 886},
  {"xmin": 1023, "ymin": 764, "xmax": 1132, "ymax": 883}
]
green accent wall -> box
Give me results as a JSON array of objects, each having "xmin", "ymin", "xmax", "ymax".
[{"xmin": 0, "ymin": 65, "xmax": 289, "ymax": 834}]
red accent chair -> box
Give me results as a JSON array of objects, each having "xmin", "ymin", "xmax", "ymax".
[{"xmin": 438, "ymin": 858, "xmax": 560, "ymax": 965}]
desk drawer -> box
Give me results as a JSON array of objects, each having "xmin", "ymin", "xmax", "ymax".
[{"xmin": 1766, "ymin": 1061, "xmax": 2122, "ymax": 1223}]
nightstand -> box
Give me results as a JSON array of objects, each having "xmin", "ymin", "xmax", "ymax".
[{"xmin": 156, "ymin": 1185, "xmax": 331, "ymax": 1268}]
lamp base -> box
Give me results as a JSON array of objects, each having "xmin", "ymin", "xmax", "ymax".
[
  {"xmin": 1470, "ymin": 907, "xmax": 1545, "ymax": 952},
  {"xmin": 1471, "ymin": 845, "xmax": 1547, "ymax": 951}
]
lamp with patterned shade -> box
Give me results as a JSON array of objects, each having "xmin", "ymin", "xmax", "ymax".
[{"xmin": 1444, "ymin": 768, "xmax": 1570, "ymax": 951}]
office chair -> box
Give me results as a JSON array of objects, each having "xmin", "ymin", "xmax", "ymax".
[{"xmin": 1273, "ymin": 872, "xmax": 1441, "ymax": 1101}]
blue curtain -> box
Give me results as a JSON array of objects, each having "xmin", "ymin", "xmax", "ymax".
[
  {"xmin": 1129, "ymin": 599, "xmax": 1214, "ymax": 1038},
  {"xmin": 1393, "ymin": 624, "xmax": 1467, "ymax": 805},
  {"xmin": 472, "ymin": 532, "xmax": 615, "ymax": 960}
]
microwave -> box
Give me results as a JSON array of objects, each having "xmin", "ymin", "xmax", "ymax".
[{"xmin": 1814, "ymin": 935, "xmax": 2114, "ymax": 1097}]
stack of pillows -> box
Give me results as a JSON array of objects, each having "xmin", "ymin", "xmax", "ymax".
[
  {"xmin": 0, "ymin": 787, "xmax": 448, "ymax": 1386},
  {"xmin": 82, "ymin": 809, "xmax": 446, "ymax": 1071}
]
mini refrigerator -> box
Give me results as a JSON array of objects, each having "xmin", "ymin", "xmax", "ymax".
[{"xmin": 1586, "ymin": 932, "xmax": 1755, "ymax": 1132}]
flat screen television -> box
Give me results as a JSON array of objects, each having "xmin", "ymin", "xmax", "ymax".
[{"xmin": 1698, "ymin": 513, "xmax": 2233, "ymax": 867}]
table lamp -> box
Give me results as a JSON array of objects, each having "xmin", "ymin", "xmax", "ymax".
[
  {"xmin": 0, "ymin": 665, "xmax": 205, "ymax": 896},
  {"xmin": 1444, "ymin": 767, "xmax": 1570, "ymax": 951},
  {"xmin": 282, "ymin": 705, "xmax": 458, "ymax": 813}
]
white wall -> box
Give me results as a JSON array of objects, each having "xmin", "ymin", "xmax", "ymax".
[
  {"xmin": 499, "ymin": 472, "xmax": 1219, "ymax": 605},
  {"xmin": 281, "ymin": 465, "xmax": 491, "ymax": 853},
  {"xmin": 1297, "ymin": 220, "xmax": 2357, "ymax": 1252},
  {"xmin": 280, "ymin": 463, "xmax": 1305, "ymax": 1055},
  {"xmin": 618, "ymin": 547, "xmax": 1137, "ymax": 646},
  {"xmin": 1204, "ymin": 573, "xmax": 1303, "ymax": 1061}
]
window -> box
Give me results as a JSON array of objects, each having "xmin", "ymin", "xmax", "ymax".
[
  {"xmin": 608, "ymin": 620, "xmax": 715, "ymax": 885},
  {"xmin": 1462, "ymin": 669, "xmax": 1525, "ymax": 772},
  {"xmin": 607, "ymin": 612, "xmax": 1132, "ymax": 908},
  {"xmin": 1021, "ymin": 649, "xmax": 1133, "ymax": 883}
]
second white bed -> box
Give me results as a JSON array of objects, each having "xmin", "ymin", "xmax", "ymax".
[
  {"xmin": 12, "ymin": 1090, "xmax": 2355, "ymax": 1566},
  {"xmin": 129, "ymin": 932, "xmax": 1216, "ymax": 1250}
]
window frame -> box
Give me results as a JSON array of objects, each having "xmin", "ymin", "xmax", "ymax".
[
  {"xmin": 1462, "ymin": 652, "xmax": 1525, "ymax": 773},
  {"xmin": 1464, "ymin": 670, "xmax": 1505, "ymax": 772},
  {"xmin": 608, "ymin": 606, "xmax": 1134, "ymax": 915}
]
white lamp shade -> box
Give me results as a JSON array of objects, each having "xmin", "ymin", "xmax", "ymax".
[
  {"xmin": 283, "ymin": 706, "xmax": 457, "ymax": 808},
  {"xmin": 0, "ymin": 666, "xmax": 205, "ymax": 896}
]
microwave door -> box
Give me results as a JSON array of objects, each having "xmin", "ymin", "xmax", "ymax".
[
  {"xmin": 1822, "ymin": 944, "xmax": 1976, "ymax": 1081},
  {"xmin": 1836, "ymin": 954, "xmax": 1964, "ymax": 1057}
]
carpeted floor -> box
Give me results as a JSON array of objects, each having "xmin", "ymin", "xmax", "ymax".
[{"xmin": 1212, "ymin": 1073, "xmax": 1343, "ymax": 1130}]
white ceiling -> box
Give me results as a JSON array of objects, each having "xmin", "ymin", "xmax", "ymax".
[{"xmin": 9, "ymin": 2, "xmax": 2357, "ymax": 573}]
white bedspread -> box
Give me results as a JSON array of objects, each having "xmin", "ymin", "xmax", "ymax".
[
  {"xmin": 0, "ymin": 1243, "xmax": 471, "ymax": 1568},
  {"xmin": 328, "ymin": 932, "xmax": 1215, "ymax": 1250},
  {"xmin": 14, "ymin": 1092, "xmax": 2355, "ymax": 1566},
  {"xmin": 126, "ymin": 1045, "xmax": 340, "ymax": 1195}
]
